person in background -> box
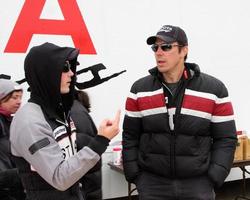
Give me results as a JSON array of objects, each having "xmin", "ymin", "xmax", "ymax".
[
  {"xmin": 122, "ymin": 25, "xmax": 237, "ymax": 200},
  {"xmin": 71, "ymin": 89, "xmax": 102, "ymax": 200},
  {"xmin": 0, "ymin": 79, "xmax": 25, "ymax": 200},
  {"xmin": 10, "ymin": 42, "xmax": 120, "ymax": 200}
]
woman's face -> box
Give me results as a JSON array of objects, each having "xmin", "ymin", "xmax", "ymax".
[{"xmin": 0, "ymin": 91, "xmax": 23, "ymax": 114}]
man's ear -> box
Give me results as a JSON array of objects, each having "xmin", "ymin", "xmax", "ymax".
[{"xmin": 182, "ymin": 46, "xmax": 188, "ymax": 58}]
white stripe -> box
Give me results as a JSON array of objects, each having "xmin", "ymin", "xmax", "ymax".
[
  {"xmin": 181, "ymin": 108, "xmax": 211, "ymax": 120},
  {"xmin": 185, "ymin": 89, "xmax": 216, "ymax": 100},
  {"xmin": 126, "ymin": 106, "xmax": 167, "ymax": 118},
  {"xmin": 125, "ymin": 110, "xmax": 142, "ymax": 118},
  {"xmin": 211, "ymin": 115, "xmax": 234, "ymax": 123},
  {"xmin": 141, "ymin": 107, "xmax": 167, "ymax": 116},
  {"xmin": 53, "ymin": 125, "xmax": 67, "ymax": 139},
  {"xmin": 128, "ymin": 89, "xmax": 163, "ymax": 100},
  {"xmin": 185, "ymin": 89, "xmax": 231, "ymax": 104},
  {"xmin": 215, "ymin": 96, "xmax": 230, "ymax": 104},
  {"xmin": 128, "ymin": 92, "xmax": 137, "ymax": 100},
  {"xmin": 181, "ymin": 108, "xmax": 234, "ymax": 123}
]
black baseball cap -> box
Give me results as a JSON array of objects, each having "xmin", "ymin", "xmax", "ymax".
[{"xmin": 146, "ymin": 25, "xmax": 188, "ymax": 46}]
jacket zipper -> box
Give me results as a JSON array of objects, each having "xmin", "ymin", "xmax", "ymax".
[
  {"xmin": 162, "ymin": 83, "xmax": 176, "ymax": 177},
  {"xmin": 55, "ymin": 114, "xmax": 75, "ymax": 156},
  {"xmin": 162, "ymin": 79, "xmax": 189, "ymax": 177}
]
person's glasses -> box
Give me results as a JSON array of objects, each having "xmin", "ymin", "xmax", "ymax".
[
  {"xmin": 63, "ymin": 61, "xmax": 71, "ymax": 72},
  {"xmin": 151, "ymin": 44, "xmax": 183, "ymax": 52}
]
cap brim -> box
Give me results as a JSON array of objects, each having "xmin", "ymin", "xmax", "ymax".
[{"xmin": 146, "ymin": 35, "xmax": 176, "ymax": 45}]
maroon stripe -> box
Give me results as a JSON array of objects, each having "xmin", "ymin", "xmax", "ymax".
[
  {"xmin": 182, "ymin": 95, "xmax": 214, "ymax": 114},
  {"xmin": 213, "ymin": 102, "xmax": 234, "ymax": 116},
  {"xmin": 126, "ymin": 93, "xmax": 165, "ymax": 111},
  {"xmin": 182, "ymin": 94, "xmax": 234, "ymax": 117},
  {"xmin": 126, "ymin": 98, "xmax": 138, "ymax": 111}
]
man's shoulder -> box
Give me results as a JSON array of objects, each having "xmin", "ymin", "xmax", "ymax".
[
  {"xmin": 200, "ymin": 72, "xmax": 223, "ymax": 83},
  {"xmin": 199, "ymin": 72, "xmax": 226, "ymax": 88},
  {"xmin": 194, "ymin": 72, "xmax": 228, "ymax": 97},
  {"xmin": 132, "ymin": 74, "xmax": 155, "ymax": 87},
  {"xmin": 13, "ymin": 102, "xmax": 45, "ymax": 125},
  {"xmin": 135, "ymin": 74, "xmax": 153, "ymax": 82}
]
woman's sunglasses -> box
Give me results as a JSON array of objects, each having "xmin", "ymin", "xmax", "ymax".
[
  {"xmin": 63, "ymin": 61, "xmax": 72, "ymax": 72},
  {"xmin": 151, "ymin": 43, "xmax": 183, "ymax": 52}
]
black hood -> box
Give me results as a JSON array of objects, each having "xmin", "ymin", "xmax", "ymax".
[{"xmin": 24, "ymin": 42, "xmax": 79, "ymax": 120}]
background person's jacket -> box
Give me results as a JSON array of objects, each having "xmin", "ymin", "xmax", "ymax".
[
  {"xmin": 0, "ymin": 114, "xmax": 12, "ymax": 171},
  {"xmin": 122, "ymin": 62, "xmax": 237, "ymax": 188},
  {"xmin": 10, "ymin": 43, "xmax": 109, "ymax": 200},
  {"xmin": 71, "ymin": 95, "xmax": 102, "ymax": 200},
  {"xmin": 0, "ymin": 113, "xmax": 25, "ymax": 200}
]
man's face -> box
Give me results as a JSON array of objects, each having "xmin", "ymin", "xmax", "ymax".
[
  {"xmin": 152, "ymin": 38, "xmax": 188, "ymax": 74},
  {"xmin": 60, "ymin": 61, "xmax": 74, "ymax": 94}
]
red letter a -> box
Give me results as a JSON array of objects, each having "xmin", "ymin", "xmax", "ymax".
[{"xmin": 4, "ymin": 0, "xmax": 96, "ymax": 54}]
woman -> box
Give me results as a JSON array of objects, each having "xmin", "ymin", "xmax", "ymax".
[
  {"xmin": 0, "ymin": 79, "xmax": 25, "ymax": 200},
  {"xmin": 71, "ymin": 90, "xmax": 102, "ymax": 200}
]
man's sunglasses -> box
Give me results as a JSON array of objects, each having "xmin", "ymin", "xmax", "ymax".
[
  {"xmin": 63, "ymin": 61, "xmax": 72, "ymax": 72},
  {"xmin": 151, "ymin": 44, "xmax": 183, "ymax": 52}
]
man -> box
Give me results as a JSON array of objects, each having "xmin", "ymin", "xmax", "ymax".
[
  {"xmin": 10, "ymin": 42, "xmax": 120, "ymax": 200},
  {"xmin": 122, "ymin": 25, "xmax": 237, "ymax": 200}
]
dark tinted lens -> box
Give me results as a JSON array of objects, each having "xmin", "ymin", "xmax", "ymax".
[
  {"xmin": 151, "ymin": 44, "xmax": 173, "ymax": 52},
  {"xmin": 63, "ymin": 61, "xmax": 71, "ymax": 72},
  {"xmin": 161, "ymin": 44, "xmax": 172, "ymax": 51},
  {"xmin": 151, "ymin": 44, "xmax": 158, "ymax": 52}
]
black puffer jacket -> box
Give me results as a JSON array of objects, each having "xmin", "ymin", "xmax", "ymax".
[
  {"xmin": 0, "ymin": 114, "xmax": 12, "ymax": 170},
  {"xmin": 122, "ymin": 63, "xmax": 237, "ymax": 188},
  {"xmin": 0, "ymin": 114, "xmax": 25, "ymax": 200},
  {"xmin": 71, "ymin": 92, "xmax": 102, "ymax": 200}
]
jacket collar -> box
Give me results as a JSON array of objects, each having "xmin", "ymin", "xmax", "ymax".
[{"xmin": 149, "ymin": 62, "xmax": 200, "ymax": 82}]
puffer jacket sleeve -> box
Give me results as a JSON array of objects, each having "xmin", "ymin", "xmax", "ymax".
[
  {"xmin": 122, "ymin": 83, "xmax": 142, "ymax": 183},
  {"xmin": 208, "ymin": 82, "xmax": 237, "ymax": 188}
]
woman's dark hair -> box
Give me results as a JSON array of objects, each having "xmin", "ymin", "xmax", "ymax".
[{"xmin": 75, "ymin": 90, "xmax": 91, "ymax": 113}]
